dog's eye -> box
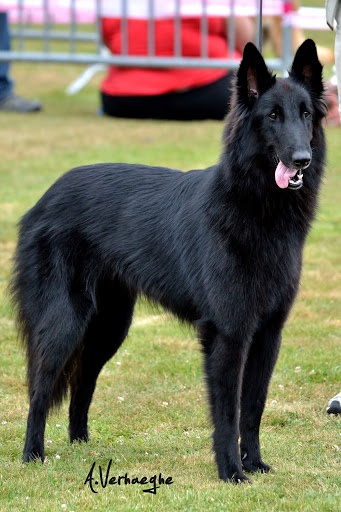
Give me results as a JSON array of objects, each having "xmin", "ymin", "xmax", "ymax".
[
  {"xmin": 269, "ymin": 112, "xmax": 277, "ymax": 120},
  {"xmin": 303, "ymin": 111, "xmax": 311, "ymax": 119}
]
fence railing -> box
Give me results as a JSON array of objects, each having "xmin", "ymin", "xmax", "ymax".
[{"xmin": 0, "ymin": 1, "xmax": 330, "ymax": 82}]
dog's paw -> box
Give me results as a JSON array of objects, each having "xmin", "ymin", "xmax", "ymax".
[
  {"xmin": 242, "ymin": 459, "xmax": 272, "ymax": 474},
  {"xmin": 219, "ymin": 469, "xmax": 252, "ymax": 484},
  {"xmin": 22, "ymin": 450, "xmax": 44, "ymax": 463},
  {"xmin": 230, "ymin": 472, "xmax": 252, "ymax": 484},
  {"xmin": 69, "ymin": 431, "xmax": 89, "ymax": 443}
]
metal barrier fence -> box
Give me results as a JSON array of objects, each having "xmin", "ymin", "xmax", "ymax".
[{"xmin": 0, "ymin": 1, "xmax": 330, "ymax": 81}]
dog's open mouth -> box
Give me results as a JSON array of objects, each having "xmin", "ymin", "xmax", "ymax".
[
  {"xmin": 273, "ymin": 157, "xmax": 304, "ymax": 190},
  {"xmin": 287, "ymin": 171, "xmax": 304, "ymax": 190}
]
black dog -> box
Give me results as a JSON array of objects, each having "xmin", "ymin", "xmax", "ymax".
[{"xmin": 11, "ymin": 40, "xmax": 326, "ymax": 483}]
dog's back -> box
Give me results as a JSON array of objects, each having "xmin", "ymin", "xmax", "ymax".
[{"xmin": 14, "ymin": 162, "xmax": 215, "ymax": 322}]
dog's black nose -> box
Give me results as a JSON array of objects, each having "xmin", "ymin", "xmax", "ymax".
[{"xmin": 292, "ymin": 151, "xmax": 311, "ymax": 170}]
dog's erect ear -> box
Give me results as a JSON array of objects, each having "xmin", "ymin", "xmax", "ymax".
[
  {"xmin": 289, "ymin": 39, "xmax": 323, "ymax": 96},
  {"xmin": 236, "ymin": 42, "xmax": 276, "ymax": 107}
]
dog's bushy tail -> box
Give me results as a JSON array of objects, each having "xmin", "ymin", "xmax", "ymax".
[{"xmin": 8, "ymin": 227, "xmax": 88, "ymax": 411}]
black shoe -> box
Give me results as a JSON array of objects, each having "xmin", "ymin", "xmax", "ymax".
[
  {"xmin": 0, "ymin": 93, "xmax": 42, "ymax": 112},
  {"xmin": 327, "ymin": 392, "xmax": 341, "ymax": 414}
]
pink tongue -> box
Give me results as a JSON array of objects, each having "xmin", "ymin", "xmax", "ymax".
[{"xmin": 275, "ymin": 161, "xmax": 297, "ymax": 189}]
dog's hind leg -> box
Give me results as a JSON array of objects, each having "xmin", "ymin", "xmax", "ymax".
[
  {"xmin": 239, "ymin": 312, "xmax": 284, "ymax": 474},
  {"xmin": 68, "ymin": 276, "xmax": 136, "ymax": 444},
  {"xmin": 23, "ymin": 294, "xmax": 94, "ymax": 463},
  {"xmin": 199, "ymin": 321, "xmax": 251, "ymax": 484}
]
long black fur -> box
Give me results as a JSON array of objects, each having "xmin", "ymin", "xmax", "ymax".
[{"xmin": 10, "ymin": 40, "xmax": 326, "ymax": 483}]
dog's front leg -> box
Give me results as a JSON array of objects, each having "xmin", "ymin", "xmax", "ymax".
[
  {"xmin": 201, "ymin": 325, "xmax": 251, "ymax": 483},
  {"xmin": 239, "ymin": 310, "xmax": 286, "ymax": 474}
]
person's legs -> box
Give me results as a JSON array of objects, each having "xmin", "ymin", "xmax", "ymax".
[
  {"xmin": 101, "ymin": 92, "xmax": 170, "ymax": 119},
  {"xmin": 0, "ymin": 11, "xmax": 41, "ymax": 112},
  {"xmin": 0, "ymin": 12, "xmax": 13, "ymax": 101},
  {"xmin": 335, "ymin": 3, "xmax": 341, "ymax": 119},
  {"xmin": 166, "ymin": 74, "xmax": 233, "ymax": 120},
  {"xmin": 101, "ymin": 73, "xmax": 233, "ymax": 121}
]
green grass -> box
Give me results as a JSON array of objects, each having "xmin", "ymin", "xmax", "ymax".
[{"xmin": 0, "ymin": 44, "xmax": 340, "ymax": 511}]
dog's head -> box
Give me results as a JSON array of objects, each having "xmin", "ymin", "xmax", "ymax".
[{"xmin": 229, "ymin": 39, "xmax": 326, "ymax": 190}]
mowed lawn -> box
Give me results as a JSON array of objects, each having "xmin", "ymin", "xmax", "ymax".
[{"xmin": 0, "ymin": 51, "xmax": 340, "ymax": 512}]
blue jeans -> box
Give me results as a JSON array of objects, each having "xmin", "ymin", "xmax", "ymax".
[{"xmin": 0, "ymin": 12, "xmax": 14, "ymax": 101}]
